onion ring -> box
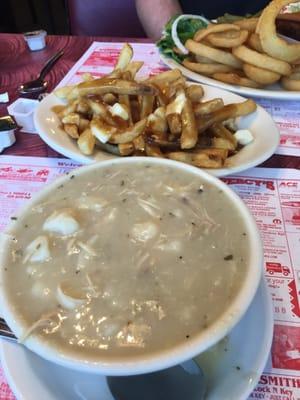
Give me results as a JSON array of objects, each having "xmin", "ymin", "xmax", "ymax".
[
  {"xmin": 281, "ymin": 76, "xmax": 300, "ymax": 90},
  {"xmin": 291, "ymin": 65, "xmax": 300, "ymax": 73},
  {"xmin": 256, "ymin": 0, "xmax": 300, "ymax": 62},
  {"xmin": 206, "ymin": 29, "xmax": 249, "ymax": 48},
  {"xmin": 186, "ymin": 39, "xmax": 243, "ymax": 68},
  {"xmin": 194, "ymin": 23, "xmax": 240, "ymax": 42},
  {"xmin": 232, "ymin": 45, "xmax": 292, "ymax": 75},
  {"xmin": 183, "ymin": 59, "xmax": 236, "ymax": 75},
  {"xmin": 212, "ymin": 72, "xmax": 261, "ymax": 88},
  {"xmin": 247, "ymin": 33, "xmax": 264, "ymax": 53},
  {"xmin": 243, "ymin": 63, "xmax": 281, "ymax": 85},
  {"xmin": 233, "ymin": 17, "xmax": 259, "ymax": 32},
  {"xmin": 289, "ymin": 71, "xmax": 300, "ymax": 80},
  {"xmin": 195, "ymin": 54, "xmax": 215, "ymax": 64}
]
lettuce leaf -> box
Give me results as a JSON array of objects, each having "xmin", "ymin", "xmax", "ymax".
[
  {"xmin": 289, "ymin": 3, "xmax": 300, "ymax": 12},
  {"xmin": 157, "ymin": 15, "xmax": 208, "ymax": 63}
]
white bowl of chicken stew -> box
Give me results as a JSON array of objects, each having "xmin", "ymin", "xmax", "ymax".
[{"xmin": 0, "ymin": 157, "xmax": 262, "ymax": 375}]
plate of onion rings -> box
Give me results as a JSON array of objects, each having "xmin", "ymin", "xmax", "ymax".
[{"xmin": 158, "ymin": 0, "xmax": 300, "ymax": 100}]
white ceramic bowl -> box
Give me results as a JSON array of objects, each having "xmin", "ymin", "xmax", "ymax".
[{"xmin": 0, "ymin": 157, "xmax": 263, "ymax": 376}]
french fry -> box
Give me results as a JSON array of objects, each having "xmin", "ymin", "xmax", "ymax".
[
  {"xmin": 125, "ymin": 61, "xmax": 144, "ymax": 79},
  {"xmin": 145, "ymin": 130, "xmax": 168, "ymax": 142},
  {"xmin": 118, "ymin": 95, "xmax": 132, "ymax": 123},
  {"xmin": 209, "ymin": 123, "xmax": 237, "ymax": 148},
  {"xmin": 154, "ymin": 106, "xmax": 166, "ymax": 120},
  {"xmin": 167, "ymin": 114, "xmax": 182, "ymax": 135},
  {"xmin": 81, "ymin": 72, "xmax": 94, "ymax": 82},
  {"xmin": 88, "ymin": 99, "xmax": 107, "ymax": 115},
  {"xmin": 107, "ymin": 69, "xmax": 122, "ymax": 79},
  {"xmin": 54, "ymin": 85, "xmax": 75, "ymax": 100},
  {"xmin": 76, "ymin": 100, "xmax": 90, "ymax": 114},
  {"xmin": 186, "ymin": 85, "xmax": 204, "ymax": 102},
  {"xmin": 78, "ymin": 118, "xmax": 90, "ymax": 133},
  {"xmin": 77, "ymin": 129, "xmax": 95, "ymax": 155},
  {"xmin": 153, "ymin": 81, "xmax": 175, "ymax": 101},
  {"xmin": 63, "ymin": 123, "xmax": 79, "ymax": 139},
  {"xmin": 151, "ymin": 84, "xmax": 169, "ymax": 106},
  {"xmin": 133, "ymin": 135, "xmax": 145, "ymax": 151},
  {"xmin": 110, "ymin": 119, "xmax": 147, "ymax": 144},
  {"xmin": 115, "ymin": 43, "xmax": 133, "ymax": 70},
  {"xmin": 166, "ymin": 151, "xmax": 224, "ymax": 168},
  {"xmin": 90, "ymin": 119, "xmax": 117, "ymax": 143},
  {"xmin": 118, "ymin": 142, "xmax": 135, "ymax": 155},
  {"xmin": 193, "ymin": 98, "xmax": 224, "ymax": 116},
  {"xmin": 196, "ymin": 135, "xmax": 213, "ymax": 149},
  {"xmin": 166, "ymin": 90, "xmax": 186, "ymax": 116},
  {"xmin": 62, "ymin": 112, "xmax": 80, "ymax": 126},
  {"xmin": 130, "ymin": 99, "xmax": 140, "ymax": 123},
  {"xmin": 87, "ymin": 100, "xmax": 116, "ymax": 125},
  {"xmin": 140, "ymin": 95, "xmax": 154, "ymax": 119},
  {"xmin": 57, "ymin": 100, "xmax": 79, "ymax": 118},
  {"xmin": 211, "ymin": 137, "xmax": 236, "ymax": 151},
  {"xmin": 180, "ymin": 98, "xmax": 198, "ymax": 149},
  {"xmin": 165, "ymin": 89, "xmax": 185, "ymax": 136},
  {"xmin": 121, "ymin": 71, "xmax": 132, "ymax": 81},
  {"xmin": 172, "ymin": 76, "xmax": 187, "ymax": 90},
  {"xmin": 196, "ymin": 148, "xmax": 228, "ymax": 160},
  {"xmin": 67, "ymin": 78, "xmax": 156, "ymax": 100},
  {"xmin": 197, "ymin": 99, "xmax": 257, "ymax": 133},
  {"xmin": 147, "ymin": 69, "xmax": 182, "ymax": 85},
  {"xmin": 148, "ymin": 112, "xmax": 168, "ymax": 133},
  {"xmin": 102, "ymin": 93, "xmax": 117, "ymax": 105},
  {"xmin": 145, "ymin": 144, "xmax": 163, "ymax": 157},
  {"xmin": 145, "ymin": 133, "xmax": 179, "ymax": 150}
]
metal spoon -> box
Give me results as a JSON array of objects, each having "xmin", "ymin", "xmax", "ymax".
[
  {"xmin": 107, "ymin": 359, "xmax": 206, "ymax": 400},
  {"xmin": 18, "ymin": 49, "xmax": 64, "ymax": 95}
]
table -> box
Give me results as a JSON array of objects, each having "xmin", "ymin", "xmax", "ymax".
[
  {"xmin": 0, "ymin": 33, "xmax": 299, "ymax": 400},
  {"xmin": 0, "ymin": 33, "xmax": 151, "ymax": 158},
  {"xmin": 1, "ymin": 33, "xmax": 299, "ymax": 170}
]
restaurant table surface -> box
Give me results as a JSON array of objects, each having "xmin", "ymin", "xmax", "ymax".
[
  {"xmin": 0, "ymin": 33, "xmax": 299, "ymax": 169},
  {"xmin": 0, "ymin": 32, "xmax": 299, "ymax": 399}
]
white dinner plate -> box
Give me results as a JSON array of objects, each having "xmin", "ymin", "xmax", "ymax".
[
  {"xmin": 0, "ymin": 278, "xmax": 273, "ymax": 400},
  {"xmin": 160, "ymin": 53, "xmax": 300, "ymax": 101},
  {"xmin": 34, "ymin": 84, "xmax": 280, "ymax": 178}
]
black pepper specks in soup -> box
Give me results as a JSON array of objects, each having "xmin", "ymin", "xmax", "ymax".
[{"xmin": 3, "ymin": 163, "xmax": 249, "ymax": 360}]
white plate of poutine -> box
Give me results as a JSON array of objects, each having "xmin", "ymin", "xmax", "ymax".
[{"xmin": 34, "ymin": 44, "xmax": 280, "ymax": 177}]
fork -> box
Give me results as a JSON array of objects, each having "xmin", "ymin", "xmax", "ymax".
[{"xmin": 0, "ymin": 318, "xmax": 16, "ymax": 341}]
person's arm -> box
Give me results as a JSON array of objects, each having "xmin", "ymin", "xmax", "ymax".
[{"xmin": 135, "ymin": 0, "xmax": 182, "ymax": 40}]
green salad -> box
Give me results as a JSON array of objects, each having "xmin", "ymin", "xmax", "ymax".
[
  {"xmin": 288, "ymin": 2, "xmax": 300, "ymax": 12},
  {"xmin": 157, "ymin": 15, "xmax": 208, "ymax": 63}
]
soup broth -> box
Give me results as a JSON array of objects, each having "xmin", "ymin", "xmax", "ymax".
[{"xmin": 3, "ymin": 162, "xmax": 249, "ymax": 360}]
